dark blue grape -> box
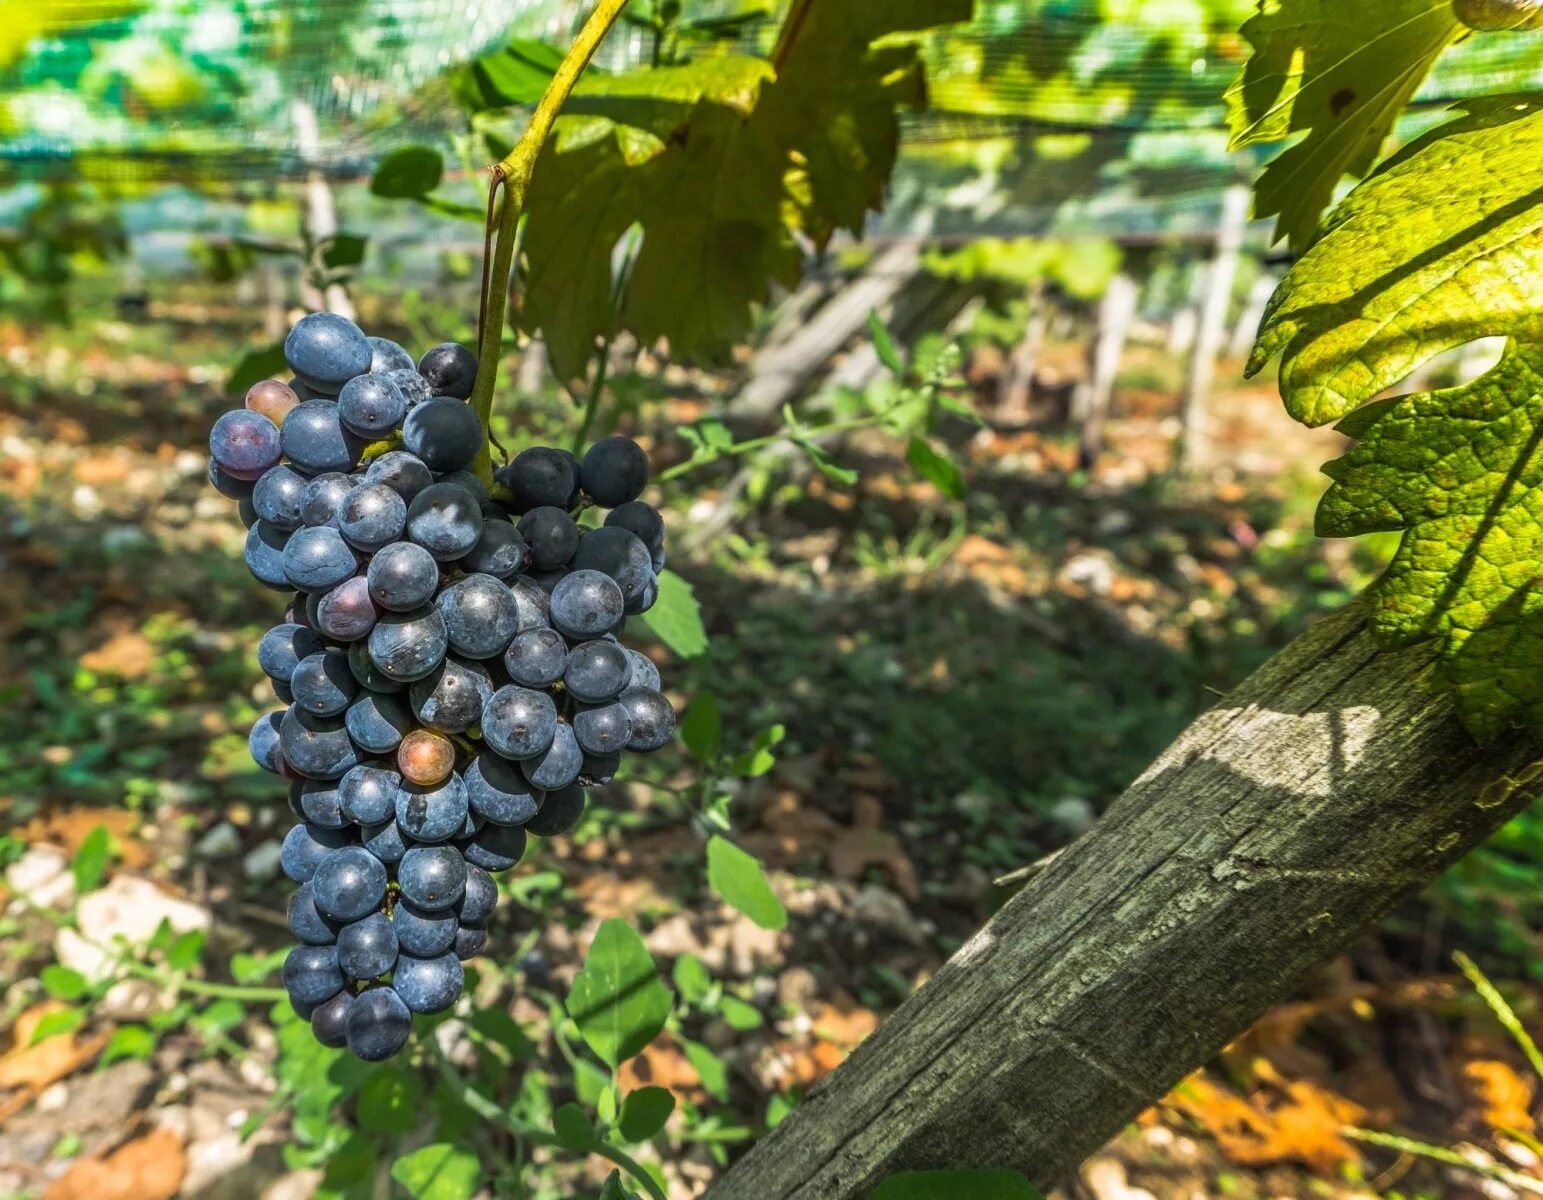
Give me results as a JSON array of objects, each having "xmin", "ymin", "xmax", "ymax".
[
  {"xmin": 291, "ymin": 649, "xmax": 356, "ymax": 716},
  {"xmin": 382, "ymin": 368, "xmax": 432, "ymax": 410},
  {"xmin": 392, "ymin": 900, "xmax": 457, "ymax": 957},
  {"xmin": 314, "ymin": 576, "xmax": 379, "ymax": 643},
  {"xmin": 368, "ymin": 336, "xmax": 416, "ymax": 375},
  {"xmin": 210, "ymin": 409, "xmax": 281, "ymax": 480},
  {"xmin": 624, "ymin": 649, "xmax": 661, "ymax": 692},
  {"xmin": 509, "ymin": 577, "xmax": 551, "ymax": 632},
  {"xmin": 456, "ymin": 864, "xmax": 497, "ymax": 924},
  {"xmin": 245, "ymin": 521, "xmax": 292, "ymax": 589},
  {"xmin": 417, "ymin": 342, "xmax": 478, "ymax": 399},
  {"xmin": 348, "ymin": 640, "xmax": 405, "ymax": 694},
  {"xmin": 285, "ymin": 312, "xmax": 371, "ymax": 394},
  {"xmin": 515, "ymin": 506, "xmax": 578, "ymax": 571},
  {"xmin": 364, "ymin": 449, "xmax": 433, "ymax": 504},
  {"xmin": 287, "ymin": 781, "xmax": 307, "ymax": 820},
  {"xmin": 580, "ymin": 751, "xmax": 620, "ymax": 786},
  {"xmin": 619, "ymin": 686, "xmax": 676, "ymax": 752},
  {"xmin": 272, "ymin": 678, "xmax": 295, "ymax": 705},
  {"xmin": 456, "ymin": 810, "xmax": 484, "ymax": 840},
  {"xmin": 498, "ymin": 447, "xmax": 576, "ymax": 513},
  {"xmin": 504, "ymin": 627, "xmax": 568, "ymax": 688},
  {"xmin": 338, "ymin": 374, "xmax": 407, "ymax": 439},
  {"xmin": 573, "ymin": 525, "xmax": 656, "ymax": 612},
  {"xmin": 521, "ymin": 722, "xmax": 582, "ymax": 791},
  {"xmin": 288, "ymin": 881, "xmax": 341, "ymax": 944},
  {"xmin": 604, "ymin": 500, "xmax": 665, "ymax": 556},
  {"xmin": 286, "ymin": 376, "xmax": 324, "ymax": 402},
  {"xmin": 250, "ymin": 710, "xmax": 286, "ymax": 774},
  {"xmin": 299, "ymin": 778, "xmax": 348, "ymax": 828},
  {"xmin": 453, "ymin": 925, "xmax": 487, "ymax": 961},
  {"xmin": 367, "ymin": 605, "xmax": 448, "ymax": 682},
  {"xmin": 436, "ymin": 469, "xmax": 489, "ymax": 502},
  {"xmin": 361, "ymin": 817, "xmax": 410, "ymax": 865},
  {"xmin": 528, "ymin": 566, "xmax": 571, "ymax": 595},
  {"xmin": 339, "ymin": 762, "xmax": 402, "ymax": 825},
  {"xmin": 463, "ymin": 752, "xmax": 542, "ymax": 826},
  {"xmin": 461, "ymin": 521, "xmax": 529, "ymax": 580},
  {"xmin": 346, "ymin": 985, "xmax": 412, "ymax": 1061},
  {"xmin": 437, "ymin": 574, "xmax": 518, "ymax": 659},
  {"xmin": 283, "ymin": 943, "xmax": 345, "ymax": 1006},
  {"xmin": 281, "ymin": 400, "xmax": 365, "ymax": 473},
  {"xmin": 549, "ymin": 570, "xmax": 624, "ymax": 640},
  {"xmin": 395, "ymin": 774, "xmax": 470, "ymax": 844},
  {"xmin": 310, "ymin": 988, "xmax": 354, "ymax": 1048},
  {"xmin": 312, "ymin": 845, "xmax": 388, "ymax": 922},
  {"xmin": 392, "ymin": 951, "xmax": 464, "ymax": 1014},
  {"xmin": 344, "ymin": 692, "xmax": 412, "ymax": 755},
  {"xmin": 402, "ymin": 398, "xmax": 482, "ymax": 472},
  {"xmin": 280, "ymin": 820, "xmax": 356, "ymax": 878},
  {"xmin": 367, "ymin": 541, "xmax": 439, "ymax": 612},
  {"xmin": 397, "ymin": 845, "xmax": 467, "ymax": 910},
  {"xmin": 564, "ymin": 639, "xmax": 631, "ymax": 702},
  {"xmin": 299, "ymin": 472, "xmax": 355, "ymax": 527},
  {"xmin": 572, "ymin": 701, "xmax": 631, "ymax": 755},
  {"xmin": 409, "ymin": 657, "xmax": 495, "ymax": 734},
  {"xmin": 481, "ymin": 686, "xmax": 558, "ymax": 760},
  {"xmin": 405, "ymin": 482, "xmax": 483, "ymax": 561},
  {"xmin": 252, "ymin": 465, "xmax": 309, "ymax": 530},
  {"xmin": 526, "ymin": 783, "xmax": 587, "ymax": 837},
  {"xmin": 258, "ymin": 623, "xmax": 324, "ymax": 682},
  {"xmin": 279, "ymin": 707, "xmax": 360, "ymax": 780},
  {"xmin": 238, "ymin": 496, "xmax": 260, "ymax": 529},
  {"xmin": 337, "ymin": 911, "xmax": 399, "ymax": 980},
  {"xmin": 283, "ymin": 525, "xmax": 358, "ymax": 593},
  {"xmin": 579, "ymin": 435, "xmax": 649, "ymax": 507},
  {"xmin": 459, "ymin": 821, "xmax": 528, "ymax": 872},
  {"xmin": 337, "ymin": 483, "xmax": 407, "ymax": 551},
  {"xmin": 208, "ymin": 460, "xmax": 256, "ymax": 500}
]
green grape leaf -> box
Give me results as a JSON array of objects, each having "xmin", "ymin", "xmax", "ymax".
[
  {"xmin": 679, "ymin": 690, "xmax": 721, "ymax": 761},
  {"xmin": 1315, "ymin": 341, "xmax": 1543, "ymax": 738},
  {"xmin": 1251, "ymin": 96, "xmax": 1543, "ymax": 427},
  {"xmin": 679, "ymin": 1037, "xmax": 730, "ymax": 1102},
  {"xmin": 719, "ymin": 995, "xmax": 764, "ymax": 1031},
  {"xmin": 1224, "ymin": 0, "xmax": 1461, "ymax": 249},
  {"xmin": 906, "ymin": 436, "xmax": 966, "ymax": 500},
  {"xmin": 706, "ymin": 835, "xmax": 787, "ymax": 931},
  {"xmin": 165, "ymin": 929, "xmax": 206, "ymax": 971},
  {"xmin": 454, "ymin": 38, "xmax": 564, "ymax": 110},
  {"xmin": 521, "ymin": 3, "xmax": 967, "ymax": 380},
  {"xmin": 389, "ymin": 1143, "xmax": 481, "ymax": 1200},
  {"xmin": 356, "ymin": 1068, "xmax": 422, "ymax": 1135},
  {"xmin": 639, "ymin": 569, "xmax": 708, "ymax": 658},
  {"xmin": 868, "ymin": 308, "xmax": 905, "ymax": 377},
  {"xmin": 552, "ymin": 1102, "xmax": 595, "ymax": 1149},
  {"xmin": 28, "ymin": 1007, "xmax": 83, "ymax": 1046},
  {"xmin": 227, "ymin": 341, "xmax": 288, "ymax": 397},
  {"xmin": 71, "ymin": 825, "xmax": 110, "ymax": 893},
  {"xmin": 370, "ymin": 146, "xmax": 444, "ymax": 200},
  {"xmin": 870, "ymin": 1170, "xmax": 1043, "ymax": 1200},
  {"xmin": 618, "ymin": 1086, "xmax": 675, "ymax": 1142},
  {"xmin": 671, "ymin": 953, "xmax": 712, "ymax": 1004},
  {"xmin": 566, "ymin": 918, "xmax": 673, "ymax": 1068}
]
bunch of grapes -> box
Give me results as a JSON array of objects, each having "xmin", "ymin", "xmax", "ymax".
[{"xmin": 209, "ymin": 312, "xmax": 676, "ymax": 1061}]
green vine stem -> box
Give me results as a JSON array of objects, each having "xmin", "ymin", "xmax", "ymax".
[{"xmin": 468, "ymin": 0, "xmax": 633, "ymax": 483}]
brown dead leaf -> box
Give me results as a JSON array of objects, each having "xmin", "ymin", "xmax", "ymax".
[
  {"xmin": 79, "ymin": 626, "xmax": 155, "ymax": 679},
  {"xmin": 810, "ymin": 1000, "xmax": 877, "ymax": 1050},
  {"xmin": 952, "ymin": 534, "xmax": 1015, "ymax": 569},
  {"xmin": 1164, "ymin": 1071, "xmax": 1365, "ymax": 1175},
  {"xmin": 72, "ymin": 449, "xmax": 133, "ymax": 488},
  {"xmin": 0, "ymin": 1004, "xmax": 109, "ymax": 1093},
  {"xmin": 618, "ymin": 1039, "xmax": 704, "ymax": 1103},
  {"xmin": 1464, "ymin": 1059, "xmax": 1536, "ymax": 1135},
  {"xmin": 573, "ymin": 875, "xmax": 674, "ymax": 921},
  {"xmin": 44, "ymin": 1127, "xmax": 185, "ymax": 1200},
  {"xmin": 21, "ymin": 808, "xmax": 150, "ymax": 870},
  {"xmin": 827, "ymin": 827, "xmax": 919, "ymax": 902}
]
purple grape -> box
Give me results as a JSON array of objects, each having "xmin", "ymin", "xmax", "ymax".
[
  {"xmin": 210, "ymin": 409, "xmax": 281, "ymax": 480},
  {"xmin": 346, "ymin": 985, "xmax": 411, "ymax": 1061},
  {"xmin": 314, "ymin": 576, "xmax": 379, "ymax": 643},
  {"xmin": 337, "ymin": 483, "xmax": 407, "ymax": 552}
]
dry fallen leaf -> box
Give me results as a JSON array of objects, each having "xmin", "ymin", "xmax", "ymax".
[
  {"xmin": 619, "ymin": 1038, "xmax": 705, "ymax": 1103},
  {"xmin": 20, "ymin": 807, "xmax": 150, "ymax": 870},
  {"xmin": 43, "ymin": 1127, "xmax": 185, "ymax": 1200},
  {"xmin": 0, "ymin": 1004, "xmax": 106, "ymax": 1093},
  {"xmin": 78, "ymin": 625, "xmax": 155, "ymax": 679},
  {"xmin": 1464, "ymin": 1059, "xmax": 1536, "ymax": 1135},
  {"xmin": 1164, "ymin": 1071, "xmax": 1365, "ymax": 1175}
]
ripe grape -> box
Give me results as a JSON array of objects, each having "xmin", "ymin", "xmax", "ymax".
[
  {"xmin": 619, "ymin": 686, "xmax": 676, "ymax": 752},
  {"xmin": 338, "ymin": 762, "xmax": 402, "ymax": 825},
  {"xmin": 252, "ymin": 465, "xmax": 309, "ymax": 530},
  {"xmin": 361, "ymin": 817, "xmax": 410, "ymax": 865},
  {"xmin": 405, "ymin": 481, "xmax": 483, "ymax": 561},
  {"xmin": 281, "ymin": 401, "xmax": 364, "ymax": 474},
  {"xmin": 499, "ymin": 446, "xmax": 577, "ymax": 512},
  {"xmin": 526, "ymin": 782, "xmax": 587, "ymax": 836},
  {"xmin": 463, "ymin": 752, "xmax": 541, "ymax": 827},
  {"xmin": 381, "ymin": 368, "xmax": 432, "ymax": 410},
  {"xmin": 283, "ymin": 525, "xmax": 359, "ymax": 593},
  {"xmin": 397, "ymin": 845, "xmax": 467, "ymax": 910},
  {"xmin": 364, "ymin": 450, "xmax": 433, "ymax": 504},
  {"xmin": 461, "ymin": 521, "xmax": 529, "ymax": 579},
  {"xmin": 604, "ymin": 500, "xmax": 665, "ymax": 556},
  {"xmin": 298, "ymin": 778, "xmax": 348, "ymax": 828},
  {"xmin": 409, "ymin": 658, "xmax": 494, "ymax": 734},
  {"xmin": 312, "ymin": 845, "xmax": 388, "ymax": 922},
  {"xmin": 291, "ymin": 650, "xmax": 356, "ymax": 717},
  {"xmin": 521, "ymin": 722, "xmax": 582, "ymax": 791},
  {"xmin": 367, "ymin": 541, "xmax": 439, "ymax": 612},
  {"xmin": 367, "ymin": 336, "xmax": 416, "ymax": 376},
  {"xmin": 208, "ymin": 461, "xmax": 256, "ymax": 500},
  {"xmin": 346, "ymin": 986, "xmax": 412, "ymax": 1061},
  {"xmin": 573, "ymin": 526, "xmax": 656, "ymax": 612},
  {"xmin": 437, "ymin": 574, "xmax": 518, "ymax": 659},
  {"xmin": 457, "ymin": 864, "xmax": 497, "ymax": 924},
  {"xmin": 337, "ymin": 483, "xmax": 407, "ymax": 551},
  {"xmin": 458, "ymin": 821, "xmax": 528, "ymax": 872},
  {"xmin": 504, "ymin": 627, "xmax": 568, "ymax": 688},
  {"xmin": 284, "ymin": 944, "xmax": 346, "ymax": 1006},
  {"xmin": 564, "ymin": 639, "xmax": 631, "ymax": 702},
  {"xmin": 337, "ymin": 911, "xmax": 399, "ymax": 980},
  {"xmin": 581, "ymin": 751, "xmax": 620, "ymax": 786},
  {"xmin": 395, "ymin": 775, "xmax": 470, "ymax": 843},
  {"xmin": 482, "ymin": 686, "xmax": 558, "ymax": 760},
  {"xmin": 516, "ymin": 506, "xmax": 579, "ymax": 570},
  {"xmin": 210, "ymin": 410, "xmax": 282, "ymax": 480},
  {"xmin": 313, "ymin": 576, "xmax": 379, "ymax": 643},
  {"xmin": 572, "ymin": 701, "xmax": 632, "ymax": 755},
  {"xmin": 338, "ymin": 374, "xmax": 407, "ymax": 438},
  {"xmin": 417, "ymin": 342, "xmax": 478, "ymax": 399},
  {"xmin": 579, "ymin": 435, "xmax": 649, "ymax": 507},
  {"xmin": 300, "ymin": 472, "xmax": 355, "ymax": 527},
  {"xmin": 311, "ymin": 988, "xmax": 354, "ymax": 1048},
  {"xmin": 245, "ymin": 522, "xmax": 292, "ymax": 589},
  {"xmin": 367, "ymin": 606, "xmax": 448, "ymax": 682},
  {"xmin": 392, "ymin": 951, "xmax": 464, "ymax": 1014},
  {"xmin": 453, "ymin": 924, "xmax": 488, "ymax": 961},
  {"xmin": 288, "ymin": 881, "xmax": 341, "ymax": 945},
  {"xmin": 279, "ymin": 707, "xmax": 360, "ymax": 780},
  {"xmin": 285, "ymin": 312, "xmax": 372, "ymax": 393},
  {"xmin": 249, "ymin": 710, "xmax": 287, "ymax": 774},
  {"xmin": 393, "ymin": 901, "xmax": 458, "ymax": 957},
  {"xmin": 280, "ymin": 822, "xmax": 355, "ymax": 884},
  {"xmin": 402, "ymin": 398, "xmax": 482, "ymax": 472},
  {"xmin": 509, "ymin": 577, "xmax": 551, "ymax": 632},
  {"xmin": 258, "ymin": 623, "xmax": 325, "ymax": 682},
  {"xmin": 550, "ymin": 570, "xmax": 624, "ymax": 640},
  {"xmin": 348, "ymin": 640, "xmax": 405, "ymax": 694}
]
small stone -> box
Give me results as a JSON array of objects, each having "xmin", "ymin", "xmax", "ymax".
[
  {"xmin": 195, "ymin": 822, "xmax": 241, "ymax": 858},
  {"xmin": 1048, "ymin": 796, "xmax": 1096, "ymax": 834},
  {"xmin": 852, "ymin": 885, "xmax": 927, "ymax": 947},
  {"xmin": 242, "ymin": 840, "xmax": 282, "ymax": 881},
  {"xmin": 6, "ymin": 846, "xmax": 74, "ymax": 908},
  {"xmin": 55, "ymin": 875, "xmax": 211, "ymax": 982}
]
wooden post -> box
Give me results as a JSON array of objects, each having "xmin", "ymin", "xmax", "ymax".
[
  {"xmin": 705, "ymin": 602, "xmax": 1543, "ymax": 1199},
  {"xmin": 996, "ymin": 278, "xmax": 1047, "ymax": 426},
  {"xmin": 1229, "ymin": 273, "xmax": 1277, "ymax": 361},
  {"xmin": 291, "ymin": 99, "xmax": 355, "ymax": 319},
  {"xmin": 1073, "ymin": 271, "xmax": 1138, "ymax": 470},
  {"xmin": 1176, "ymin": 184, "xmax": 1251, "ymax": 473}
]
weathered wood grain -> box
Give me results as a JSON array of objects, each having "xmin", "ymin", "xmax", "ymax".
[{"xmin": 706, "ymin": 603, "xmax": 1543, "ymax": 1198}]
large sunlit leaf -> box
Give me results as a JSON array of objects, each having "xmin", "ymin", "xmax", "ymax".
[
  {"xmin": 566, "ymin": 918, "xmax": 673, "ymax": 1068},
  {"xmin": 1251, "ymin": 96, "xmax": 1543, "ymax": 427},
  {"xmin": 1224, "ymin": 0, "xmax": 1461, "ymax": 248},
  {"xmin": 707, "ymin": 835, "xmax": 788, "ymax": 931}
]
